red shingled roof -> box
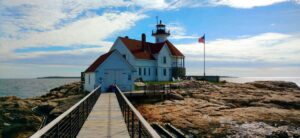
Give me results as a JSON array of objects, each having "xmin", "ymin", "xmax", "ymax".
[
  {"xmin": 119, "ymin": 37, "xmax": 184, "ymax": 60},
  {"xmin": 85, "ymin": 50, "xmax": 113, "ymax": 72}
]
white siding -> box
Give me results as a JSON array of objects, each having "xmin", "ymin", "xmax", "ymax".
[
  {"xmin": 84, "ymin": 72, "xmax": 96, "ymax": 92},
  {"xmin": 135, "ymin": 59, "xmax": 156, "ymax": 81},
  {"xmin": 94, "ymin": 51, "xmax": 135, "ymax": 92},
  {"xmin": 109, "ymin": 38, "xmax": 136, "ymax": 66},
  {"xmin": 156, "ymin": 45, "xmax": 172, "ymax": 81}
]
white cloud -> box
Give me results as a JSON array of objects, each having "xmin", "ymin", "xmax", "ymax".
[
  {"xmin": 0, "ymin": 63, "xmax": 84, "ymax": 78},
  {"xmin": 1, "ymin": 0, "xmax": 300, "ymax": 78},
  {"xmin": 187, "ymin": 66, "xmax": 300, "ymax": 77},
  {"xmin": 0, "ymin": 0, "xmax": 148, "ymax": 62},
  {"xmin": 132, "ymin": 0, "xmax": 169, "ymax": 10},
  {"xmin": 165, "ymin": 0, "xmax": 300, "ymax": 9},
  {"xmin": 294, "ymin": 0, "xmax": 300, "ymax": 4},
  {"xmin": 0, "ymin": 0, "xmax": 134, "ymax": 37},
  {"xmin": 13, "ymin": 46, "xmax": 111, "ymax": 60},
  {"xmin": 0, "ymin": 12, "xmax": 146, "ymax": 61},
  {"xmin": 176, "ymin": 32, "xmax": 300, "ymax": 64},
  {"xmin": 168, "ymin": 23, "xmax": 199, "ymax": 40},
  {"xmin": 211, "ymin": 0, "xmax": 288, "ymax": 9},
  {"xmin": 3, "ymin": 12, "xmax": 145, "ymax": 48}
]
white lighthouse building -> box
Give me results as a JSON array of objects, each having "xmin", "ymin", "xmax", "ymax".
[{"xmin": 84, "ymin": 20, "xmax": 185, "ymax": 92}]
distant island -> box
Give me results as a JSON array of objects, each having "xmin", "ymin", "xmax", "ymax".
[{"xmin": 37, "ymin": 76, "xmax": 80, "ymax": 79}]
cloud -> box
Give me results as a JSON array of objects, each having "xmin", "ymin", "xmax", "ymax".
[
  {"xmin": 211, "ymin": 0, "xmax": 288, "ymax": 9},
  {"xmin": 0, "ymin": 0, "xmax": 148, "ymax": 62},
  {"xmin": 0, "ymin": 63, "xmax": 85, "ymax": 78},
  {"xmin": 168, "ymin": 23, "xmax": 199, "ymax": 40},
  {"xmin": 0, "ymin": 12, "xmax": 146, "ymax": 61},
  {"xmin": 165, "ymin": 0, "xmax": 300, "ymax": 9},
  {"xmin": 294, "ymin": 0, "xmax": 300, "ymax": 4},
  {"xmin": 2, "ymin": 12, "xmax": 146, "ymax": 48},
  {"xmin": 187, "ymin": 66, "xmax": 300, "ymax": 77},
  {"xmin": 1, "ymin": 0, "xmax": 300, "ymax": 78},
  {"xmin": 175, "ymin": 32, "xmax": 300, "ymax": 65},
  {"xmin": 131, "ymin": 0, "xmax": 169, "ymax": 10}
]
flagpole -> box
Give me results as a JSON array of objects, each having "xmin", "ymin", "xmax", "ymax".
[{"xmin": 204, "ymin": 41, "xmax": 206, "ymax": 79}]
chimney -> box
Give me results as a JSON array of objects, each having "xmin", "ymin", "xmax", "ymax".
[
  {"xmin": 125, "ymin": 36, "xmax": 129, "ymax": 39},
  {"xmin": 141, "ymin": 33, "xmax": 146, "ymax": 51}
]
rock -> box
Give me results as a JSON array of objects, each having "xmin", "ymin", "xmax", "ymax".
[
  {"xmin": 247, "ymin": 81, "xmax": 300, "ymax": 91},
  {"xmin": 135, "ymin": 82, "xmax": 145, "ymax": 87},
  {"xmin": 0, "ymin": 81, "xmax": 83, "ymax": 137},
  {"xmin": 266, "ymin": 131, "xmax": 289, "ymax": 138},
  {"xmin": 36, "ymin": 102, "xmax": 58, "ymax": 114},
  {"xmin": 60, "ymin": 89, "xmax": 68, "ymax": 93},
  {"xmin": 168, "ymin": 93, "xmax": 184, "ymax": 100},
  {"xmin": 136, "ymin": 80, "xmax": 300, "ymax": 137}
]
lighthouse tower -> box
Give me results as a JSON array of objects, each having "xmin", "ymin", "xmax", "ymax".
[{"xmin": 152, "ymin": 20, "xmax": 170, "ymax": 43}]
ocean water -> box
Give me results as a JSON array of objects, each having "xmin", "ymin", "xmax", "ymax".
[
  {"xmin": 220, "ymin": 77, "xmax": 300, "ymax": 87},
  {"xmin": 1, "ymin": 77, "xmax": 299, "ymax": 98},
  {"xmin": 0, "ymin": 78, "xmax": 80, "ymax": 98}
]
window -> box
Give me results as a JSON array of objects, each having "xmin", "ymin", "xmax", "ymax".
[
  {"xmin": 144, "ymin": 68, "xmax": 146, "ymax": 75},
  {"xmin": 163, "ymin": 68, "xmax": 166, "ymax": 76},
  {"xmin": 163, "ymin": 56, "xmax": 167, "ymax": 64},
  {"xmin": 122, "ymin": 54, "xmax": 126, "ymax": 59},
  {"xmin": 139, "ymin": 68, "xmax": 141, "ymax": 75},
  {"xmin": 155, "ymin": 68, "xmax": 158, "ymax": 76},
  {"xmin": 88, "ymin": 74, "xmax": 90, "ymax": 84},
  {"xmin": 99, "ymin": 77, "xmax": 102, "ymax": 84},
  {"xmin": 148, "ymin": 68, "xmax": 150, "ymax": 76},
  {"xmin": 128, "ymin": 74, "xmax": 131, "ymax": 81}
]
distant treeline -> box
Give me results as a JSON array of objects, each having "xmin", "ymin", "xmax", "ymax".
[{"xmin": 37, "ymin": 76, "xmax": 80, "ymax": 79}]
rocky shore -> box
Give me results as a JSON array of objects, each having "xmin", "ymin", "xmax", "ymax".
[
  {"xmin": 136, "ymin": 81, "xmax": 300, "ymax": 137},
  {"xmin": 0, "ymin": 82, "xmax": 84, "ymax": 138}
]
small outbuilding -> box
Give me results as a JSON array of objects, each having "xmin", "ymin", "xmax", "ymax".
[{"xmin": 84, "ymin": 50, "xmax": 136, "ymax": 92}]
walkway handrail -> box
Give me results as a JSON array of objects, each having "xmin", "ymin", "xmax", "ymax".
[
  {"xmin": 115, "ymin": 85, "xmax": 161, "ymax": 138},
  {"xmin": 30, "ymin": 85, "xmax": 101, "ymax": 138}
]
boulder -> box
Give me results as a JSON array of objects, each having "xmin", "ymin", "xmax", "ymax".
[
  {"xmin": 247, "ymin": 81, "xmax": 300, "ymax": 91},
  {"xmin": 168, "ymin": 93, "xmax": 184, "ymax": 100},
  {"xmin": 36, "ymin": 102, "xmax": 58, "ymax": 114}
]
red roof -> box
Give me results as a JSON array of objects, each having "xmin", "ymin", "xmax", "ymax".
[
  {"xmin": 85, "ymin": 50, "xmax": 113, "ymax": 72},
  {"xmin": 119, "ymin": 37, "xmax": 184, "ymax": 60}
]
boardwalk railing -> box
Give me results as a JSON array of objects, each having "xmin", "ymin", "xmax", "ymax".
[
  {"xmin": 115, "ymin": 85, "xmax": 161, "ymax": 138},
  {"xmin": 30, "ymin": 85, "xmax": 101, "ymax": 138},
  {"xmin": 143, "ymin": 84, "xmax": 172, "ymax": 94}
]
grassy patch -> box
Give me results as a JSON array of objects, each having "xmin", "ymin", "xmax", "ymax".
[{"xmin": 144, "ymin": 81, "xmax": 175, "ymax": 85}]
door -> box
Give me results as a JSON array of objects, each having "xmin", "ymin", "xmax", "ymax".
[{"xmin": 103, "ymin": 69, "xmax": 128, "ymax": 91}]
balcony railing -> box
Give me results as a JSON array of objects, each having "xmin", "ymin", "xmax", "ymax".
[
  {"xmin": 30, "ymin": 85, "xmax": 101, "ymax": 138},
  {"xmin": 172, "ymin": 67, "xmax": 186, "ymax": 78},
  {"xmin": 115, "ymin": 85, "xmax": 161, "ymax": 138},
  {"xmin": 152, "ymin": 30, "xmax": 170, "ymax": 35},
  {"xmin": 172, "ymin": 62, "xmax": 184, "ymax": 67}
]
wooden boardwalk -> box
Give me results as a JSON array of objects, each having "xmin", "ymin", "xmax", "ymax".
[{"xmin": 77, "ymin": 93, "xmax": 130, "ymax": 138}]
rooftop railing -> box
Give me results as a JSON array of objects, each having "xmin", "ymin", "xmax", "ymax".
[
  {"xmin": 30, "ymin": 85, "xmax": 101, "ymax": 138},
  {"xmin": 115, "ymin": 85, "xmax": 161, "ymax": 138}
]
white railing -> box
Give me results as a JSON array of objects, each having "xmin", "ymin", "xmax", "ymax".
[{"xmin": 30, "ymin": 85, "xmax": 101, "ymax": 138}]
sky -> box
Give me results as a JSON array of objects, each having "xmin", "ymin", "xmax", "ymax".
[{"xmin": 0, "ymin": 0, "xmax": 300, "ymax": 78}]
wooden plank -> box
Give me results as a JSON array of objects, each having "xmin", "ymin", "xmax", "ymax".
[{"xmin": 77, "ymin": 93, "xmax": 130, "ymax": 138}]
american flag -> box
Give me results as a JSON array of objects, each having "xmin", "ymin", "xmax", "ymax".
[{"xmin": 198, "ymin": 34, "xmax": 205, "ymax": 44}]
